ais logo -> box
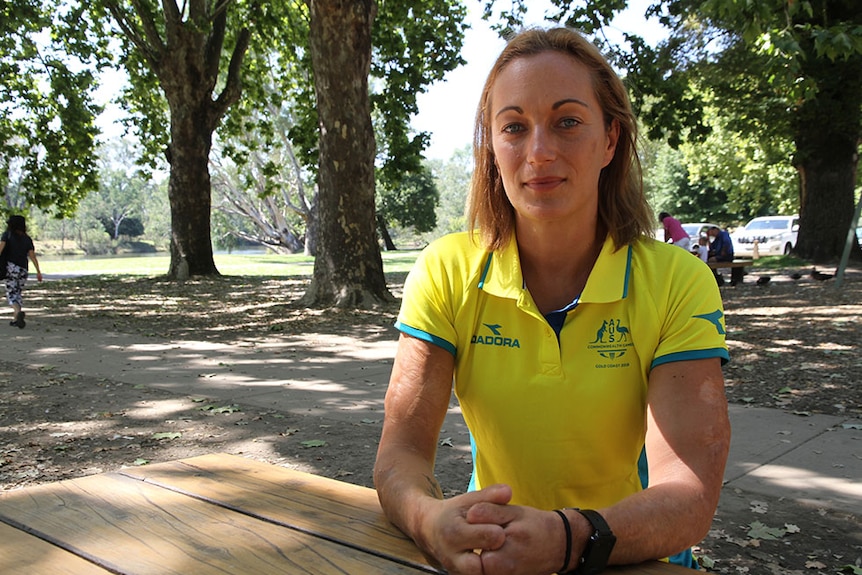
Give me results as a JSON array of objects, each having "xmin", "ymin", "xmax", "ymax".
[{"xmin": 587, "ymin": 318, "xmax": 632, "ymax": 359}]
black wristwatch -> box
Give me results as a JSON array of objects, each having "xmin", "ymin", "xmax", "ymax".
[{"xmin": 572, "ymin": 509, "xmax": 616, "ymax": 574}]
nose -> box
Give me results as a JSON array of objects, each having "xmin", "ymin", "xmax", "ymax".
[{"xmin": 526, "ymin": 126, "xmax": 556, "ymax": 164}]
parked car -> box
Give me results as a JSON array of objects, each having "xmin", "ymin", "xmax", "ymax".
[
  {"xmin": 732, "ymin": 215, "xmax": 800, "ymax": 258},
  {"xmin": 681, "ymin": 222, "xmax": 723, "ymax": 242}
]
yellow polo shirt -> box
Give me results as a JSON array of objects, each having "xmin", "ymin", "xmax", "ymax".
[{"xmin": 395, "ymin": 232, "xmax": 728, "ymax": 511}]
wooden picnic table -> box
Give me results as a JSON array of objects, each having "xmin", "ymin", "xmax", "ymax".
[{"xmin": 0, "ymin": 453, "xmax": 692, "ymax": 574}]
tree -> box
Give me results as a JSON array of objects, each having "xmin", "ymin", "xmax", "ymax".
[
  {"xmin": 646, "ymin": 102, "xmax": 798, "ymax": 225},
  {"xmin": 211, "ymin": 137, "xmax": 315, "ymax": 254},
  {"xmin": 426, "ymin": 145, "xmax": 472, "ymax": 239},
  {"xmin": 300, "ymin": 0, "xmax": 389, "ymax": 306},
  {"xmin": 376, "ymin": 167, "xmax": 439, "ymax": 250},
  {"xmin": 296, "ymin": 0, "xmax": 466, "ymax": 306},
  {"xmin": 487, "ymin": 0, "xmax": 862, "ymax": 262},
  {"xmin": 93, "ymin": 0, "xmax": 252, "ymax": 279},
  {"xmin": 1, "ymin": 1, "xmax": 103, "ymax": 217},
  {"xmin": 7, "ymin": 0, "xmax": 467, "ymax": 297}
]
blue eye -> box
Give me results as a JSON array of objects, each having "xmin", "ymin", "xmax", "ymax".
[
  {"xmin": 560, "ymin": 118, "xmax": 579, "ymax": 128},
  {"xmin": 502, "ymin": 123, "xmax": 525, "ymax": 134}
]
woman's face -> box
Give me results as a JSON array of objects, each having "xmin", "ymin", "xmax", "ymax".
[{"xmin": 489, "ymin": 51, "xmax": 618, "ymax": 228}]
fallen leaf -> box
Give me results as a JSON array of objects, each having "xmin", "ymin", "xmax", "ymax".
[
  {"xmin": 750, "ymin": 500, "xmax": 768, "ymax": 514},
  {"xmin": 805, "ymin": 560, "xmax": 826, "ymax": 569},
  {"xmin": 439, "ymin": 437, "xmax": 454, "ymax": 447},
  {"xmin": 784, "ymin": 523, "xmax": 800, "ymax": 534},
  {"xmin": 133, "ymin": 458, "xmax": 149, "ymax": 466},
  {"xmin": 300, "ymin": 440, "xmax": 326, "ymax": 448},
  {"xmin": 747, "ymin": 521, "xmax": 787, "ymax": 540},
  {"xmin": 151, "ymin": 432, "xmax": 181, "ymax": 440}
]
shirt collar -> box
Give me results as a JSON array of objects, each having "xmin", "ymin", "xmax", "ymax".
[{"xmin": 479, "ymin": 234, "xmax": 632, "ymax": 304}]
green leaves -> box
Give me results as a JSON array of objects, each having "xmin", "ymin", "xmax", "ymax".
[{"xmin": 1, "ymin": 0, "xmax": 103, "ymax": 217}]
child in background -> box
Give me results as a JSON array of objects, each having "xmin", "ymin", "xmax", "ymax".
[{"xmin": 693, "ymin": 236, "xmax": 709, "ymax": 262}]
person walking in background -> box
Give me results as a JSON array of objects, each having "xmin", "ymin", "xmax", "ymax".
[
  {"xmin": 707, "ymin": 226, "xmax": 734, "ymax": 262},
  {"xmin": 658, "ymin": 211, "xmax": 691, "ymax": 251},
  {"xmin": 1, "ymin": 215, "xmax": 43, "ymax": 329},
  {"xmin": 375, "ymin": 27, "xmax": 730, "ymax": 575}
]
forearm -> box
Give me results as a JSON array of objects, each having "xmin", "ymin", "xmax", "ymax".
[
  {"xmin": 28, "ymin": 252, "xmax": 41, "ymax": 273},
  {"xmin": 374, "ymin": 444, "xmax": 442, "ymax": 543},
  {"xmin": 599, "ymin": 471, "xmax": 724, "ymax": 565},
  {"xmin": 598, "ymin": 358, "xmax": 730, "ymax": 565}
]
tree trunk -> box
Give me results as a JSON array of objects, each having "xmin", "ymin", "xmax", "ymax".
[
  {"xmin": 794, "ymin": 44, "xmax": 862, "ymax": 263},
  {"xmin": 166, "ymin": 107, "xmax": 218, "ymax": 278},
  {"xmin": 103, "ymin": 2, "xmax": 249, "ymax": 280},
  {"xmin": 377, "ymin": 214, "xmax": 397, "ymax": 251},
  {"xmin": 302, "ymin": 0, "xmax": 393, "ymax": 307}
]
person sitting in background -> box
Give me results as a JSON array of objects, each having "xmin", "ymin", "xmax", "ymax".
[
  {"xmin": 658, "ymin": 211, "xmax": 691, "ymax": 252},
  {"xmin": 707, "ymin": 226, "xmax": 734, "ymax": 262},
  {"xmin": 374, "ymin": 27, "xmax": 730, "ymax": 575},
  {"xmin": 693, "ymin": 236, "xmax": 709, "ymax": 262}
]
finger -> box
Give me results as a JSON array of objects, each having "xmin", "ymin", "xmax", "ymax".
[
  {"xmin": 464, "ymin": 522, "xmax": 507, "ymax": 552},
  {"xmin": 466, "ymin": 499, "xmax": 520, "ymax": 527},
  {"xmin": 467, "ymin": 483, "xmax": 512, "ymax": 506},
  {"xmin": 448, "ymin": 549, "xmax": 485, "ymax": 575}
]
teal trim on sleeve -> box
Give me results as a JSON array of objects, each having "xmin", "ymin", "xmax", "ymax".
[
  {"xmin": 395, "ymin": 321, "xmax": 457, "ymax": 357},
  {"xmin": 650, "ymin": 348, "xmax": 730, "ymax": 370}
]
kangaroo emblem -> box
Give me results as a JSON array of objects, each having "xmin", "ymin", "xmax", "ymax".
[{"xmin": 591, "ymin": 320, "xmax": 609, "ymax": 343}]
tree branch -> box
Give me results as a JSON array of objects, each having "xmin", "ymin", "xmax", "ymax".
[
  {"xmin": 104, "ymin": 1, "xmax": 163, "ymax": 70},
  {"xmin": 212, "ymin": 26, "xmax": 250, "ymax": 120}
]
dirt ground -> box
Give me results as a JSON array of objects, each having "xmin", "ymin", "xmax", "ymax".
[{"xmin": 1, "ymin": 265, "xmax": 861, "ymax": 574}]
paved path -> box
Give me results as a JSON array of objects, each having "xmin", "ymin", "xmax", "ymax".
[{"xmin": 3, "ymin": 309, "xmax": 861, "ymax": 515}]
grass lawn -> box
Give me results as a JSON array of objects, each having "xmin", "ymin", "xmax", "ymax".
[{"xmin": 41, "ymin": 250, "xmax": 422, "ymax": 277}]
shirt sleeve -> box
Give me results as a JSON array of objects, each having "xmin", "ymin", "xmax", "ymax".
[
  {"xmin": 651, "ymin": 252, "xmax": 730, "ymax": 369},
  {"xmin": 395, "ymin": 239, "xmax": 461, "ymax": 356}
]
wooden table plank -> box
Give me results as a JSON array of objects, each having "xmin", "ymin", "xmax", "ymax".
[
  {"xmin": 119, "ymin": 453, "xmax": 438, "ymax": 571},
  {"xmin": 119, "ymin": 454, "xmax": 692, "ymax": 575},
  {"xmin": 0, "ymin": 522, "xmax": 113, "ymax": 575},
  {"xmin": 0, "ymin": 471, "xmax": 429, "ymax": 574}
]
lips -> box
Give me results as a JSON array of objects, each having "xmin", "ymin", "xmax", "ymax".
[{"xmin": 524, "ymin": 176, "xmax": 565, "ymax": 191}]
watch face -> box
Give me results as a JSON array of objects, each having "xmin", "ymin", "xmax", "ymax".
[{"xmin": 580, "ymin": 532, "xmax": 616, "ymax": 574}]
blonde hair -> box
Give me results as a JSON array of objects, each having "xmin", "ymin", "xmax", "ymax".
[{"xmin": 468, "ymin": 27, "xmax": 653, "ymax": 251}]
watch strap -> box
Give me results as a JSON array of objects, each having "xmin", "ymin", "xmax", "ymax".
[{"xmin": 572, "ymin": 509, "xmax": 616, "ymax": 575}]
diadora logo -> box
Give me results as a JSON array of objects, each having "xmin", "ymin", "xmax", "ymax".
[
  {"xmin": 471, "ymin": 323, "xmax": 521, "ymax": 349},
  {"xmin": 587, "ymin": 318, "xmax": 633, "ymax": 360}
]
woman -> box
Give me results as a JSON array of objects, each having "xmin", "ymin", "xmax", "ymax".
[
  {"xmin": 374, "ymin": 28, "xmax": 730, "ymax": 575},
  {"xmin": 659, "ymin": 211, "xmax": 692, "ymax": 252},
  {"xmin": 1, "ymin": 215, "xmax": 43, "ymax": 328}
]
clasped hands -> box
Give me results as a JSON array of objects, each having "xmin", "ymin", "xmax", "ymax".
[{"xmin": 417, "ymin": 483, "xmax": 571, "ymax": 575}]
